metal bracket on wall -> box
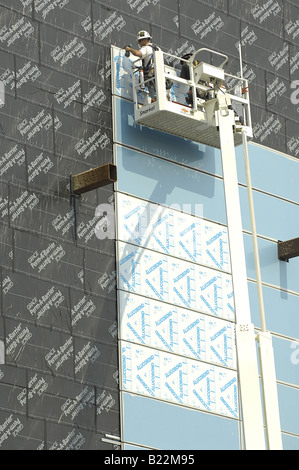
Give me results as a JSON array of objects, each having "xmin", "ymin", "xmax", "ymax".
[
  {"xmin": 101, "ymin": 434, "xmax": 121, "ymax": 447},
  {"xmin": 70, "ymin": 163, "xmax": 117, "ymax": 241},
  {"xmin": 278, "ymin": 237, "xmax": 299, "ymax": 262}
]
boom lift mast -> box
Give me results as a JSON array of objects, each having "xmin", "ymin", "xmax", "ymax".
[{"xmin": 129, "ymin": 48, "xmax": 282, "ymax": 450}]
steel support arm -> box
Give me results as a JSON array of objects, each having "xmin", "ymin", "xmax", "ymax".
[{"xmin": 217, "ymin": 103, "xmax": 266, "ymax": 450}]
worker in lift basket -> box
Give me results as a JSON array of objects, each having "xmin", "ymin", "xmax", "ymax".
[{"xmin": 125, "ymin": 30, "xmax": 161, "ymax": 101}]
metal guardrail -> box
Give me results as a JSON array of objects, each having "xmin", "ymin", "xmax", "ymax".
[{"xmin": 131, "ymin": 47, "xmax": 252, "ymax": 130}]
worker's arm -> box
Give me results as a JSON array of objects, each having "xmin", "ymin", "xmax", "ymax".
[{"xmin": 125, "ymin": 46, "xmax": 142, "ymax": 58}]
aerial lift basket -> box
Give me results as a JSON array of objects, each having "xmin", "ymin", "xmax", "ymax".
[{"xmin": 132, "ymin": 48, "xmax": 252, "ymax": 149}]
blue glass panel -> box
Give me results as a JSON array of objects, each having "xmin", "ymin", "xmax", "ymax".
[
  {"xmin": 122, "ymin": 392, "xmax": 240, "ymax": 450},
  {"xmin": 115, "ymin": 144, "xmax": 227, "ymax": 224},
  {"xmin": 282, "ymin": 433, "xmax": 299, "ymax": 450},
  {"xmin": 239, "ymin": 185, "xmax": 299, "ymax": 241},
  {"xmin": 277, "ymin": 384, "xmax": 299, "ymax": 435},
  {"xmin": 272, "ymin": 336, "xmax": 299, "ymax": 387},
  {"xmin": 113, "ymin": 96, "xmax": 223, "ymax": 175},
  {"xmin": 236, "ymin": 144, "xmax": 299, "ymax": 204},
  {"xmin": 248, "ymin": 281, "xmax": 299, "ymax": 337}
]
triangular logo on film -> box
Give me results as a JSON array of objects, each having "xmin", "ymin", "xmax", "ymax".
[
  {"xmin": 136, "ymin": 353, "xmax": 156, "ymax": 397},
  {"xmin": 182, "ymin": 319, "xmax": 202, "ymax": 360},
  {"xmin": 145, "ymin": 260, "xmax": 165, "ymax": 301},
  {"xmin": 179, "ymin": 223, "xmax": 197, "ymax": 262},
  {"xmin": 123, "ymin": 205, "xmax": 144, "ymax": 245},
  {"xmin": 220, "ymin": 376, "xmax": 238, "ymax": 418},
  {"xmin": 155, "ymin": 310, "xmax": 174, "ymax": 352},
  {"xmin": 192, "ymin": 369, "xmax": 212, "ymax": 411},
  {"xmin": 173, "ymin": 268, "xmax": 192, "ymax": 308},
  {"xmin": 152, "ymin": 213, "xmax": 170, "ymax": 254},
  {"xmin": 200, "ymin": 276, "xmax": 219, "ymax": 316},
  {"xmin": 206, "ymin": 231, "xmax": 224, "ymax": 269},
  {"xmin": 120, "ymin": 251, "xmax": 137, "ymax": 292},
  {"xmin": 126, "ymin": 302, "xmax": 146, "ymax": 344},
  {"xmin": 164, "ymin": 361, "xmax": 184, "ymax": 404}
]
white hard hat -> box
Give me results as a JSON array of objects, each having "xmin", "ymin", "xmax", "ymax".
[{"xmin": 137, "ymin": 30, "xmax": 151, "ymax": 42}]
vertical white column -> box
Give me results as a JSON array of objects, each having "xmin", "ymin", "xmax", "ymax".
[
  {"xmin": 258, "ymin": 332, "xmax": 283, "ymax": 449},
  {"xmin": 242, "ymin": 131, "xmax": 282, "ymax": 450},
  {"xmin": 217, "ymin": 106, "xmax": 266, "ymax": 450}
]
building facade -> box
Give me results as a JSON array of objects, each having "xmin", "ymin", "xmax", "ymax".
[{"xmin": 0, "ymin": 0, "xmax": 298, "ymax": 450}]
